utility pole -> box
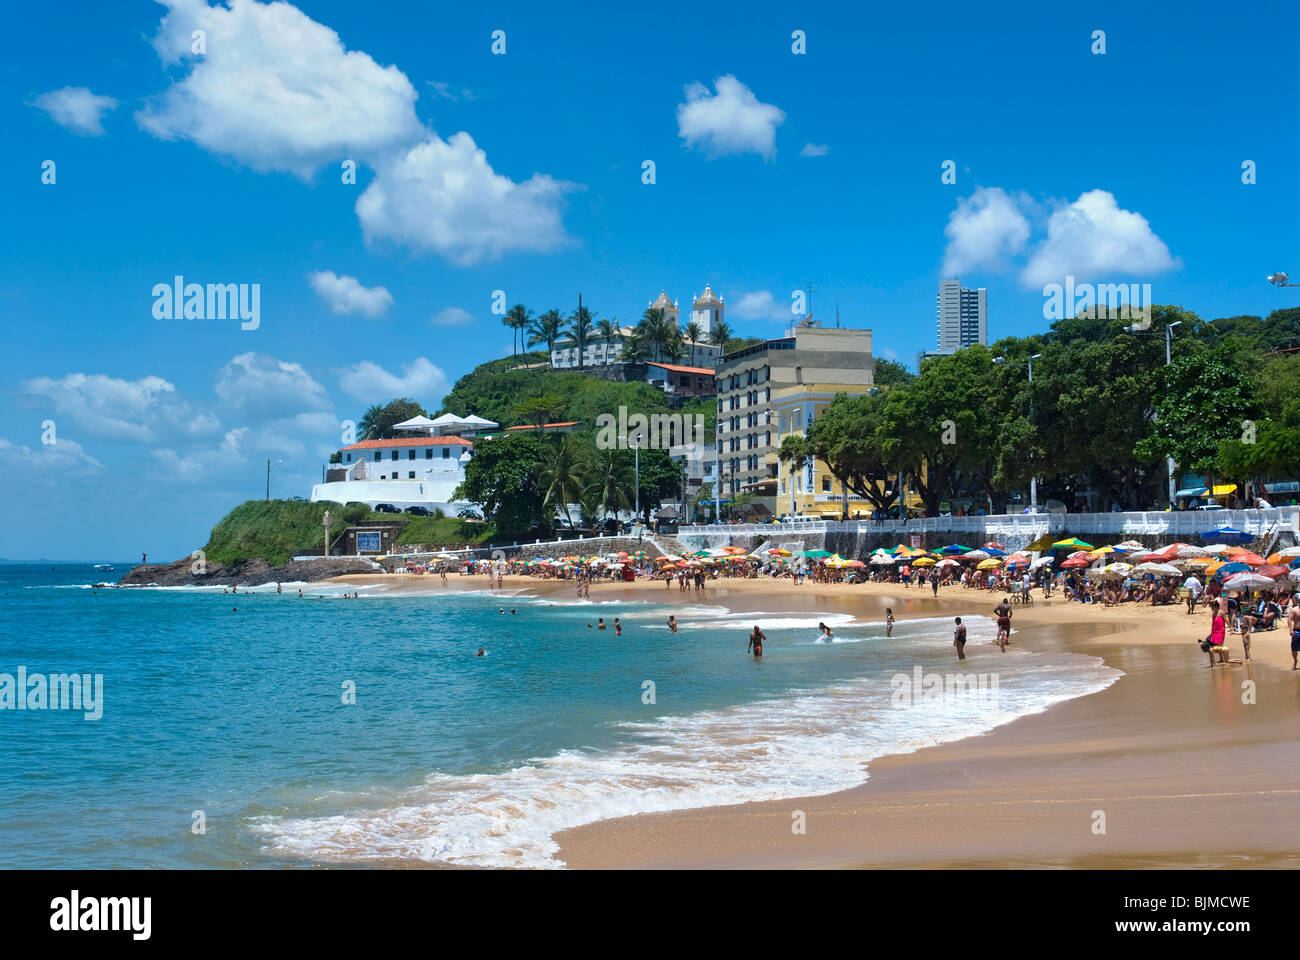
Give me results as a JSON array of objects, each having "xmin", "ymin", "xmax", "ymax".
[
  {"xmin": 1027, "ymin": 353, "xmax": 1041, "ymax": 513},
  {"xmin": 1165, "ymin": 321, "xmax": 1181, "ymax": 505},
  {"xmin": 323, "ymin": 510, "xmax": 331, "ymax": 558},
  {"xmin": 266, "ymin": 459, "xmax": 271, "ymax": 500}
]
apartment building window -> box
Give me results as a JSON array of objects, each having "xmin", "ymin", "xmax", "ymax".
[
  {"xmin": 409, "ymin": 471, "xmax": 416, "ymax": 479},
  {"xmin": 766, "ymin": 431, "xmax": 771, "ymax": 446},
  {"xmin": 374, "ymin": 452, "xmax": 382, "ymax": 461},
  {"xmin": 822, "ymin": 476, "xmax": 831, "ymax": 493},
  {"xmin": 345, "ymin": 453, "xmax": 352, "ymax": 462},
  {"xmin": 391, "ymin": 451, "xmax": 399, "ymax": 460},
  {"xmin": 408, "ymin": 450, "xmax": 416, "ymax": 460},
  {"xmin": 425, "ymin": 449, "xmax": 433, "ymax": 459},
  {"xmin": 442, "ymin": 448, "xmax": 450, "ymax": 459}
]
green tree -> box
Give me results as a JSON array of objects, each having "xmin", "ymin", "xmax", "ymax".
[
  {"xmin": 595, "ymin": 316, "xmax": 619, "ymax": 366},
  {"xmin": 505, "ymin": 304, "xmax": 532, "ymax": 357},
  {"xmin": 537, "ymin": 434, "xmax": 589, "ymax": 529},
  {"xmin": 708, "ymin": 320, "xmax": 732, "ymax": 350},
  {"xmin": 454, "ymin": 434, "xmax": 547, "ymax": 538},
  {"xmin": 356, "ymin": 398, "xmax": 426, "ymax": 440},
  {"xmin": 528, "ymin": 309, "xmax": 564, "ymax": 359},
  {"xmin": 569, "ymin": 302, "xmax": 594, "ymax": 368},
  {"xmin": 513, "ymin": 394, "xmax": 567, "ymax": 432},
  {"xmin": 1135, "ymin": 344, "xmax": 1259, "ymax": 486},
  {"xmin": 682, "ymin": 321, "xmax": 704, "ymax": 366},
  {"xmin": 587, "ymin": 446, "xmax": 633, "ymax": 520},
  {"xmin": 873, "ymin": 357, "xmax": 916, "ymax": 388}
]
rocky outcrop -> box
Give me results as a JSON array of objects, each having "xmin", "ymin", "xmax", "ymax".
[{"xmin": 116, "ymin": 555, "xmax": 380, "ymax": 587}]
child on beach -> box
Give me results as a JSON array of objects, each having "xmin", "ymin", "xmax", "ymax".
[
  {"xmin": 885, "ymin": 608, "xmax": 895, "ymax": 637},
  {"xmin": 1240, "ymin": 613, "xmax": 1253, "ymax": 661}
]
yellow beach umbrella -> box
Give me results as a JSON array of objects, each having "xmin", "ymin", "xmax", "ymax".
[
  {"xmin": 977, "ymin": 557, "xmax": 1003, "ymax": 570},
  {"xmin": 913, "ymin": 557, "xmax": 936, "ymax": 567}
]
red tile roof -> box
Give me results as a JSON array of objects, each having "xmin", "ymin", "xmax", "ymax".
[
  {"xmin": 504, "ymin": 421, "xmax": 581, "ymax": 430},
  {"xmin": 647, "ymin": 362, "xmax": 716, "ymax": 375},
  {"xmin": 340, "ymin": 436, "xmax": 473, "ymax": 451}
]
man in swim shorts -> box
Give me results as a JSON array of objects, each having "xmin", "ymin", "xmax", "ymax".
[
  {"xmin": 993, "ymin": 599, "xmax": 1012, "ymax": 652},
  {"xmin": 748, "ymin": 626, "xmax": 766, "ymax": 658},
  {"xmin": 1289, "ymin": 602, "xmax": 1300, "ymax": 670},
  {"xmin": 667, "ymin": 615, "xmax": 677, "ymax": 633}
]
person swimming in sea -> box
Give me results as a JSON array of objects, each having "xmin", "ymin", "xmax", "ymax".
[
  {"xmin": 748, "ymin": 625, "xmax": 766, "ymax": 658},
  {"xmin": 597, "ymin": 619, "xmax": 606, "ymax": 630},
  {"xmin": 475, "ymin": 647, "xmax": 486, "ymax": 656},
  {"xmin": 818, "ymin": 621, "xmax": 834, "ymax": 642},
  {"xmin": 885, "ymin": 608, "xmax": 895, "ymax": 637},
  {"xmin": 667, "ymin": 615, "xmax": 678, "ymax": 633}
]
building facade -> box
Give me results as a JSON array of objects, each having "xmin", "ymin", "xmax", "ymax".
[
  {"xmin": 771, "ymin": 383, "xmax": 876, "ymax": 518},
  {"xmin": 646, "ymin": 361, "xmax": 716, "ymax": 398},
  {"xmin": 713, "ymin": 326, "xmax": 873, "ymax": 510},
  {"xmin": 936, "ymin": 277, "xmax": 987, "ymax": 352}
]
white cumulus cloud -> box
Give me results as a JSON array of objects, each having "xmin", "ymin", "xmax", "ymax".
[
  {"xmin": 430, "ymin": 306, "xmax": 473, "ymax": 327},
  {"xmin": 730, "ymin": 290, "xmax": 794, "ymax": 322},
  {"xmin": 337, "ymin": 358, "xmax": 447, "ymax": 403},
  {"xmin": 215, "ymin": 352, "xmax": 331, "ymax": 418},
  {"xmin": 136, "ymin": 0, "xmax": 423, "ymax": 178},
  {"xmin": 1020, "ymin": 189, "xmax": 1179, "ymax": 286},
  {"xmin": 941, "ymin": 187, "xmax": 1031, "ymax": 275},
  {"xmin": 308, "ymin": 270, "xmax": 393, "ymax": 317},
  {"xmin": 0, "ymin": 437, "xmax": 103, "ymax": 471},
  {"xmin": 17, "ymin": 373, "xmax": 219, "ymax": 443},
  {"xmin": 356, "ymin": 133, "xmax": 574, "ymax": 265},
  {"xmin": 33, "ymin": 87, "xmax": 118, "ymax": 136},
  {"xmin": 677, "ymin": 75, "xmax": 785, "ymax": 160},
  {"xmin": 799, "ymin": 143, "xmax": 829, "ymax": 157}
]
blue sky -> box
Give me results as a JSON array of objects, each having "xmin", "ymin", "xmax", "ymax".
[{"xmin": 2, "ymin": 0, "xmax": 1296, "ymax": 560}]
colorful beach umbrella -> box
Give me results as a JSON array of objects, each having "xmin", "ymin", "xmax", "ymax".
[
  {"xmin": 1051, "ymin": 538, "xmax": 1095, "ymax": 550},
  {"xmin": 912, "ymin": 557, "xmax": 936, "ymax": 566},
  {"xmin": 939, "ymin": 544, "xmax": 974, "ymax": 554},
  {"xmin": 1201, "ymin": 526, "xmax": 1252, "ymax": 545},
  {"xmin": 977, "ymin": 558, "xmax": 1003, "ymax": 570}
]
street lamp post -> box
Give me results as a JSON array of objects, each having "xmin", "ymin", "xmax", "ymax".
[
  {"xmin": 323, "ymin": 510, "xmax": 330, "ymax": 558},
  {"xmin": 265, "ymin": 458, "xmax": 284, "ymax": 500},
  {"xmin": 1165, "ymin": 320, "xmax": 1181, "ymax": 505}
]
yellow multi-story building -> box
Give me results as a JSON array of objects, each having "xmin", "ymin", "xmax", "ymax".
[{"xmin": 772, "ymin": 381, "xmax": 928, "ymax": 520}]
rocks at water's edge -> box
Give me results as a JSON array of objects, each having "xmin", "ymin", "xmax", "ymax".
[{"xmin": 116, "ymin": 555, "xmax": 379, "ymax": 588}]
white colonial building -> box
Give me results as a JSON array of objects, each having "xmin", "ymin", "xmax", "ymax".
[
  {"xmin": 547, "ymin": 287, "xmax": 723, "ymax": 371},
  {"xmin": 310, "ymin": 414, "xmax": 496, "ymax": 514}
]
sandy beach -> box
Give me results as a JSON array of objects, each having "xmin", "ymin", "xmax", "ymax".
[{"xmin": 328, "ymin": 571, "xmax": 1300, "ymax": 869}]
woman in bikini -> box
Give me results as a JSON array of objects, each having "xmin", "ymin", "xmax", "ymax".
[{"xmin": 885, "ymin": 608, "xmax": 895, "ymax": 637}]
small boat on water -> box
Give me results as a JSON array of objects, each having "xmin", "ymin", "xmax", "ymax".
[{"xmin": 93, "ymin": 563, "xmax": 114, "ymax": 571}]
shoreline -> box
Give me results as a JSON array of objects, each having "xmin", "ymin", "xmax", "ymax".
[{"xmin": 322, "ymin": 572, "xmax": 1300, "ymax": 869}]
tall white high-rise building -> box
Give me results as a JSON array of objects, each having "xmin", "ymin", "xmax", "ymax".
[{"xmin": 936, "ymin": 278, "xmax": 987, "ymax": 351}]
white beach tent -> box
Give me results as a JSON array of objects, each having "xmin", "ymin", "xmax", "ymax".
[{"xmin": 393, "ymin": 415, "xmax": 441, "ymax": 433}]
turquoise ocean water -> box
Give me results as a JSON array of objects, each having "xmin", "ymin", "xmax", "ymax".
[{"xmin": 0, "ymin": 564, "xmax": 1120, "ymax": 868}]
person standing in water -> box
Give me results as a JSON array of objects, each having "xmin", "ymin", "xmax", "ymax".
[
  {"xmin": 953, "ymin": 617, "xmax": 967, "ymax": 660},
  {"xmin": 885, "ymin": 608, "xmax": 895, "ymax": 637},
  {"xmin": 748, "ymin": 625, "xmax": 766, "ymax": 658},
  {"xmin": 667, "ymin": 615, "xmax": 678, "ymax": 633},
  {"xmin": 993, "ymin": 599, "xmax": 1012, "ymax": 652},
  {"xmin": 818, "ymin": 622, "xmax": 834, "ymax": 642},
  {"xmin": 597, "ymin": 618, "xmax": 606, "ymax": 630},
  {"xmin": 931, "ymin": 573, "xmax": 939, "ymax": 597},
  {"xmin": 614, "ymin": 618, "xmax": 622, "ymax": 637}
]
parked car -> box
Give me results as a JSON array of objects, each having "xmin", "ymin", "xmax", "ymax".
[
  {"xmin": 405, "ymin": 506, "xmax": 431, "ymax": 516},
  {"xmin": 291, "ymin": 496, "xmax": 307, "ymax": 502},
  {"xmin": 374, "ymin": 503, "xmax": 399, "ymax": 513}
]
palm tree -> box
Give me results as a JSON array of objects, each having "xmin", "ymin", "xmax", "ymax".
[
  {"xmin": 708, "ymin": 320, "xmax": 732, "ymax": 353},
  {"xmin": 682, "ymin": 321, "xmax": 703, "ymax": 366},
  {"xmin": 505, "ymin": 304, "xmax": 532, "ymax": 357},
  {"xmin": 528, "ymin": 309, "xmax": 564, "ymax": 361},
  {"xmin": 662, "ymin": 333, "xmax": 686, "ymax": 364},
  {"xmin": 619, "ymin": 332, "xmax": 647, "ymax": 363},
  {"xmin": 595, "ymin": 316, "xmax": 618, "ymax": 366},
  {"xmin": 357, "ymin": 404, "xmax": 384, "ymax": 441},
  {"xmin": 569, "ymin": 302, "xmax": 594, "ymax": 369},
  {"xmin": 587, "ymin": 447, "xmax": 633, "ymax": 521},
  {"xmin": 538, "ymin": 435, "xmax": 587, "ymax": 529}
]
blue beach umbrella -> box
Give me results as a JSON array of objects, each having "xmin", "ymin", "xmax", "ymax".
[
  {"xmin": 1213, "ymin": 561, "xmax": 1251, "ymax": 580},
  {"xmin": 1202, "ymin": 526, "xmax": 1252, "ymax": 545}
]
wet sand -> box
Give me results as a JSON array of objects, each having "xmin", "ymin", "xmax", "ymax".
[{"xmin": 329, "ymin": 571, "xmax": 1300, "ymax": 868}]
